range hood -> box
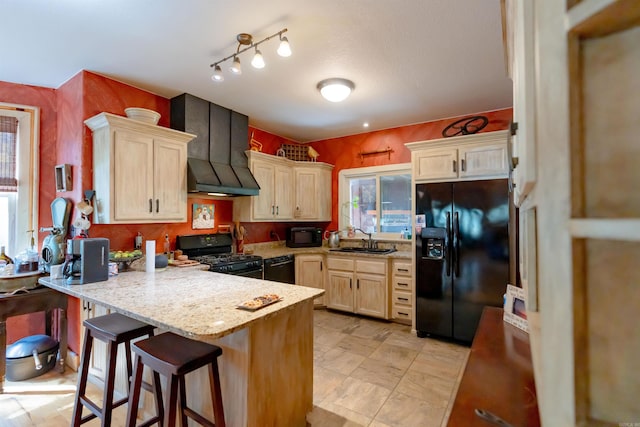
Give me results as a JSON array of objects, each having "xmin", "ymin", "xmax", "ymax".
[{"xmin": 171, "ymin": 94, "xmax": 260, "ymax": 196}]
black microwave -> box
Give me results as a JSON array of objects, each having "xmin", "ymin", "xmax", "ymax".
[{"xmin": 286, "ymin": 227, "xmax": 323, "ymax": 248}]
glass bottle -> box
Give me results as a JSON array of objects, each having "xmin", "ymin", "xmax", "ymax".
[
  {"xmin": 163, "ymin": 234, "xmax": 170, "ymax": 254},
  {"xmin": 0, "ymin": 246, "xmax": 14, "ymax": 264}
]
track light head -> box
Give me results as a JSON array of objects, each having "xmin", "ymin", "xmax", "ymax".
[
  {"xmin": 277, "ymin": 35, "xmax": 291, "ymax": 57},
  {"xmin": 211, "ymin": 65, "xmax": 224, "ymax": 82},
  {"xmin": 230, "ymin": 56, "xmax": 242, "ymax": 75},
  {"xmin": 251, "ymin": 48, "xmax": 265, "ymax": 69}
]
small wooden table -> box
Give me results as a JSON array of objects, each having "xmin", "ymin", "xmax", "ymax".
[
  {"xmin": 0, "ymin": 287, "xmax": 68, "ymax": 393},
  {"xmin": 448, "ymin": 306, "xmax": 540, "ymax": 426}
]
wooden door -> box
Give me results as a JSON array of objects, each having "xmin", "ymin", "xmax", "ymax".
[
  {"xmin": 153, "ymin": 138, "xmax": 186, "ymax": 221},
  {"xmin": 326, "ymin": 270, "xmax": 353, "ymax": 312},
  {"xmin": 521, "ymin": 1, "xmax": 640, "ymax": 424},
  {"xmin": 294, "ymin": 167, "xmax": 319, "ymax": 219},
  {"xmin": 251, "ymin": 160, "xmax": 276, "ymax": 220},
  {"xmin": 295, "ymin": 255, "xmax": 325, "ymax": 305},
  {"xmin": 113, "ymin": 131, "xmax": 154, "ymax": 221},
  {"xmin": 355, "ymin": 273, "xmax": 387, "ymax": 319},
  {"xmin": 273, "ymin": 165, "xmax": 294, "ymax": 219},
  {"xmin": 413, "ymin": 148, "xmax": 458, "ymax": 181},
  {"xmin": 458, "ymin": 143, "xmax": 508, "ymax": 179}
]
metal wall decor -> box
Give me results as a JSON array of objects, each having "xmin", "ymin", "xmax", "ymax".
[{"xmin": 442, "ymin": 115, "xmax": 488, "ymax": 137}]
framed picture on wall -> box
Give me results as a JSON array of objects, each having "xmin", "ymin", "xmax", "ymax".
[{"xmin": 192, "ymin": 203, "xmax": 215, "ymax": 229}]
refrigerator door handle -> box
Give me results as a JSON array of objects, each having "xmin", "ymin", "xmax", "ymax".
[
  {"xmin": 454, "ymin": 211, "xmax": 460, "ymax": 278},
  {"xmin": 446, "ymin": 212, "xmax": 452, "ymax": 277}
]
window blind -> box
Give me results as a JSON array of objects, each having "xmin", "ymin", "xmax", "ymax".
[{"xmin": 0, "ymin": 115, "xmax": 18, "ymax": 192}]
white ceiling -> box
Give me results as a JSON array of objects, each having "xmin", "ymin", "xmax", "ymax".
[{"xmin": 2, "ymin": 0, "xmax": 512, "ymax": 142}]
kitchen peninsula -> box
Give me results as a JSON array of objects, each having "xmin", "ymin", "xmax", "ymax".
[{"xmin": 39, "ymin": 268, "xmax": 323, "ymax": 427}]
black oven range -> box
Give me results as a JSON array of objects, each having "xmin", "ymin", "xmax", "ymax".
[{"xmin": 176, "ymin": 233, "xmax": 263, "ymax": 279}]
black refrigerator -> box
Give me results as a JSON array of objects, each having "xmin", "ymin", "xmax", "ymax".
[{"xmin": 415, "ymin": 179, "xmax": 510, "ymax": 343}]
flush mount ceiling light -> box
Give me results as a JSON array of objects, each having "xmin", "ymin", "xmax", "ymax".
[
  {"xmin": 317, "ymin": 78, "xmax": 355, "ymax": 102},
  {"xmin": 210, "ymin": 29, "xmax": 290, "ymax": 82}
]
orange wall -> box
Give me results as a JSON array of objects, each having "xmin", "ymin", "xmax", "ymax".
[
  {"xmin": 0, "ymin": 81, "xmax": 57, "ymax": 343},
  {"xmin": 308, "ymin": 109, "xmax": 513, "ymax": 231}
]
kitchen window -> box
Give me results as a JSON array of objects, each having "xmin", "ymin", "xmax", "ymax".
[
  {"xmin": 0, "ymin": 103, "xmax": 39, "ymax": 257},
  {"xmin": 339, "ymin": 163, "xmax": 411, "ymax": 240}
]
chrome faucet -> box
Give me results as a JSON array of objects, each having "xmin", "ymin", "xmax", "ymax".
[{"xmin": 354, "ymin": 228, "xmax": 377, "ymax": 249}]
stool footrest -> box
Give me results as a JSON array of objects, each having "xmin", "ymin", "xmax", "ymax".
[
  {"xmin": 78, "ymin": 396, "xmax": 100, "ymax": 422},
  {"xmin": 136, "ymin": 415, "xmax": 162, "ymax": 427},
  {"xmin": 183, "ymin": 406, "xmax": 216, "ymax": 427}
]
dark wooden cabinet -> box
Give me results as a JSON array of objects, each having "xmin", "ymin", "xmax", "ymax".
[{"xmin": 448, "ymin": 307, "xmax": 540, "ymax": 426}]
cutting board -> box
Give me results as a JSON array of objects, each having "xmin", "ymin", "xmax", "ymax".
[{"xmin": 168, "ymin": 259, "xmax": 200, "ymax": 267}]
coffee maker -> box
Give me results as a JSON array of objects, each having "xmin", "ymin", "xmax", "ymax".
[{"xmin": 62, "ymin": 238, "xmax": 109, "ymax": 285}]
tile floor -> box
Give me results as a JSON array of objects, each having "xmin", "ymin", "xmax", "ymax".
[{"xmin": 0, "ymin": 308, "xmax": 469, "ymax": 427}]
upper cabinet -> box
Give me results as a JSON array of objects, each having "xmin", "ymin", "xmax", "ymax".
[
  {"xmin": 86, "ymin": 113, "xmax": 195, "ymax": 224},
  {"xmin": 405, "ymin": 130, "xmax": 509, "ymax": 183},
  {"xmin": 294, "ymin": 164, "xmax": 332, "ymax": 220},
  {"xmin": 233, "ymin": 151, "xmax": 333, "ymax": 222}
]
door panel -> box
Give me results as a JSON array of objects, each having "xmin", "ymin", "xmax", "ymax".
[
  {"xmin": 327, "ymin": 271, "xmax": 353, "ymax": 312},
  {"xmin": 451, "ymin": 179, "xmax": 509, "ymax": 342},
  {"xmin": 415, "ymin": 182, "xmax": 453, "ymax": 337}
]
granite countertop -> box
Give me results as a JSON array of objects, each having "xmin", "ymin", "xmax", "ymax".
[
  {"xmin": 39, "ymin": 268, "xmax": 323, "ymax": 343},
  {"xmin": 246, "ymin": 243, "xmax": 412, "ymax": 260}
]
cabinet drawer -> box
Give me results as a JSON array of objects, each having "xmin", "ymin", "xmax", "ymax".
[
  {"xmin": 393, "ymin": 289, "xmax": 412, "ymax": 306},
  {"xmin": 392, "ymin": 306, "xmax": 412, "ymax": 321},
  {"xmin": 355, "ymin": 259, "xmax": 386, "ymax": 275},
  {"xmin": 327, "ymin": 257, "xmax": 354, "ymax": 271},
  {"xmin": 392, "ymin": 262, "xmax": 412, "ymax": 276},
  {"xmin": 392, "ymin": 276, "xmax": 412, "ymax": 291}
]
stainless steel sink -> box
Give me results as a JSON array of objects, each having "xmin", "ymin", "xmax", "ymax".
[{"xmin": 329, "ymin": 247, "xmax": 397, "ymax": 255}]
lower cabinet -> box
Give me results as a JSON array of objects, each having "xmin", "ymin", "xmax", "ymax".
[
  {"xmin": 295, "ymin": 254, "xmax": 325, "ymax": 306},
  {"xmin": 390, "ymin": 260, "xmax": 413, "ymax": 324},
  {"xmin": 326, "ymin": 256, "xmax": 388, "ymax": 319}
]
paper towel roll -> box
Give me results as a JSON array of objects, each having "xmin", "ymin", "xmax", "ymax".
[{"xmin": 145, "ymin": 240, "xmax": 156, "ymax": 272}]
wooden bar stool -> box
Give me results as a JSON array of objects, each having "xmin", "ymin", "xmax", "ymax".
[
  {"xmin": 72, "ymin": 312, "xmax": 163, "ymax": 427},
  {"xmin": 126, "ymin": 332, "xmax": 226, "ymax": 427}
]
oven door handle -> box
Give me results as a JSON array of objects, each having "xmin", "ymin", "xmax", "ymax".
[{"xmin": 266, "ymin": 260, "xmax": 293, "ymax": 267}]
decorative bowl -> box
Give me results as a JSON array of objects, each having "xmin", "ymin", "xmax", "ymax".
[{"xmin": 124, "ymin": 107, "xmax": 161, "ymax": 125}]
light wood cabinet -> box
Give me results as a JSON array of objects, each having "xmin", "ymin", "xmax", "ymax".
[
  {"xmin": 249, "ymin": 157, "xmax": 294, "ymax": 220},
  {"xmin": 294, "ymin": 164, "xmax": 332, "ymax": 221},
  {"xmin": 390, "ymin": 260, "xmax": 413, "ymax": 324},
  {"xmin": 326, "ymin": 256, "xmax": 388, "ymax": 319},
  {"xmin": 85, "ymin": 113, "xmax": 194, "ymax": 224},
  {"xmin": 295, "ymin": 254, "xmax": 325, "ymax": 306},
  {"xmin": 234, "ymin": 151, "xmax": 333, "ymax": 222},
  {"xmin": 406, "ymin": 131, "xmax": 509, "ymax": 183}
]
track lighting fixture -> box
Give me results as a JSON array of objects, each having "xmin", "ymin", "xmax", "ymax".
[{"xmin": 210, "ymin": 28, "xmax": 290, "ymax": 82}]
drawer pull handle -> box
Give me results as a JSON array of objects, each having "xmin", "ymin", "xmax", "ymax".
[
  {"xmin": 398, "ymin": 282, "xmax": 408, "ymax": 287},
  {"xmin": 397, "ymin": 312, "xmax": 409, "ymax": 316},
  {"xmin": 398, "ymin": 297, "xmax": 409, "ymax": 301},
  {"xmin": 398, "ymin": 268, "xmax": 409, "ymax": 272}
]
